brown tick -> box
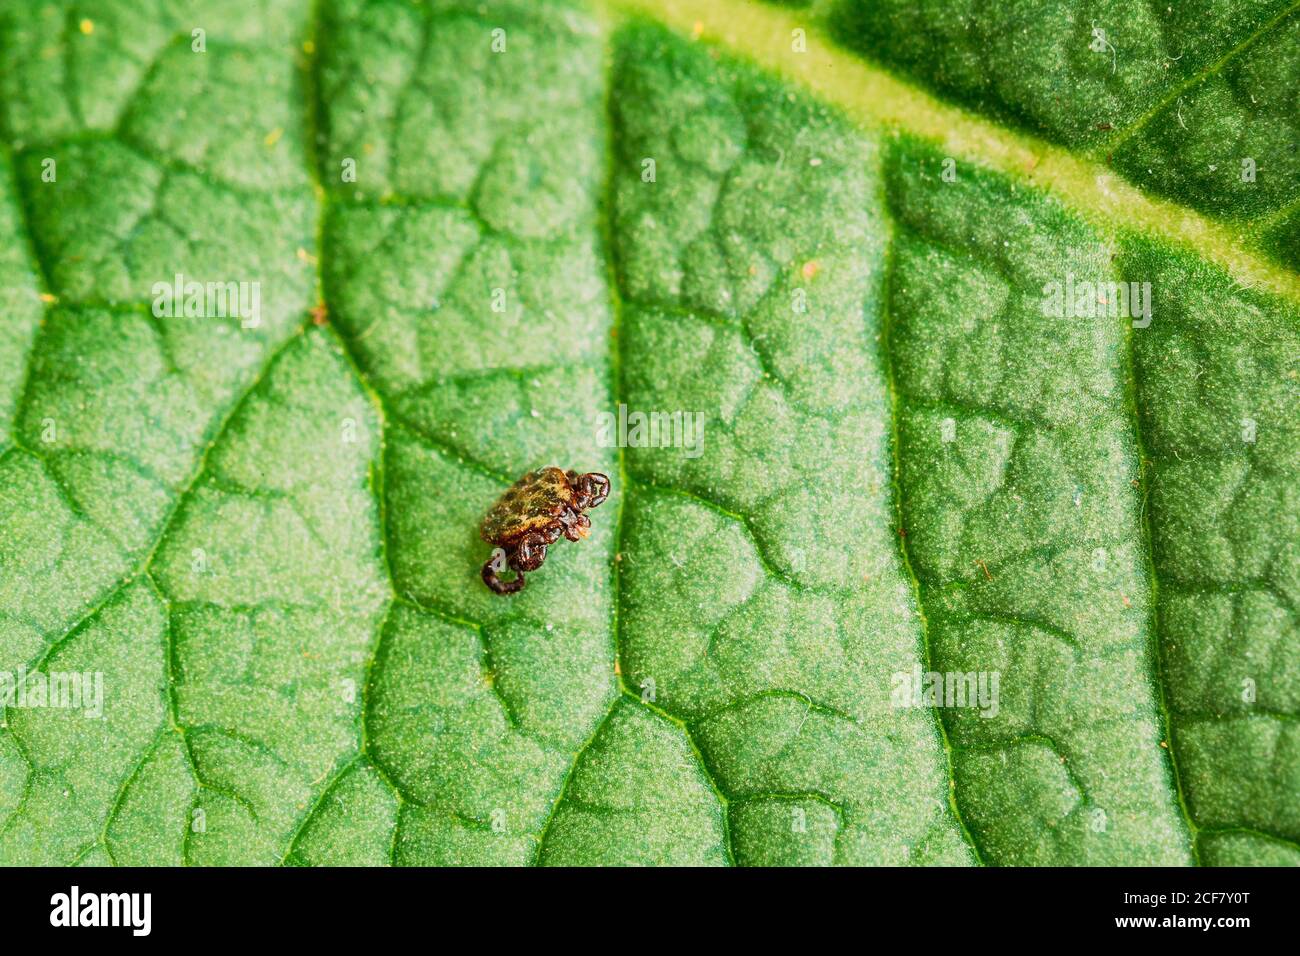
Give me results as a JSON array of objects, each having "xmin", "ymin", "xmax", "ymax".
[{"xmin": 479, "ymin": 467, "xmax": 611, "ymax": 594}]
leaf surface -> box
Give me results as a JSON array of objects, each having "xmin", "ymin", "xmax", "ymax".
[{"xmin": 0, "ymin": 0, "xmax": 1295, "ymax": 866}]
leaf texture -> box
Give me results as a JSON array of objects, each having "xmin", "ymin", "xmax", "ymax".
[{"xmin": 0, "ymin": 0, "xmax": 1295, "ymax": 866}]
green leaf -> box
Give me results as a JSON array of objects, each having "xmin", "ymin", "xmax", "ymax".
[
  {"xmin": 0, "ymin": 0, "xmax": 1295, "ymax": 867},
  {"xmin": 828, "ymin": 0, "xmax": 1300, "ymax": 257}
]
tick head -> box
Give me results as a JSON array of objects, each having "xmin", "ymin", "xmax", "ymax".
[{"xmin": 562, "ymin": 511, "xmax": 591, "ymax": 542}]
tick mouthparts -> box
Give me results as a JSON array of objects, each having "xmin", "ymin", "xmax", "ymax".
[{"xmin": 577, "ymin": 525, "xmax": 590, "ymax": 539}]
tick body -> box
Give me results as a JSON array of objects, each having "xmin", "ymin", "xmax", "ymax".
[{"xmin": 479, "ymin": 467, "xmax": 610, "ymax": 595}]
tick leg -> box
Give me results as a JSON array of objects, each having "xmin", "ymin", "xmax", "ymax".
[
  {"xmin": 577, "ymin": 472, "xmax": 610, "ymax": 509},
  {"xmin": 560, "ymin": 510, "xmax": 591, "ymax": 542},
  {"xmin": 482, "ymin": 547, "xmax": 526, "ymax": 594},
  {"xmin": 512, "ymin": 532, "xmax": 549, "ymax": 572}
]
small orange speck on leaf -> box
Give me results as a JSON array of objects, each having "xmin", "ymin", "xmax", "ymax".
[
  {"xmin": 310, "ymin": 303, "xmax": 329, "ymax": 326},
  {"xmin": 691, "ymin": 20, "xmax": 704, "ymax": 38},
  {"xmin": 79, "ymin": 19, "xmax": 93, "ymax": 35},
  {"xmin": 801, "ymin": 260, "xmax": 820, "ymax": 280},
  {"xmin": 264, "ymin": 127, "xmax": 283, "ymax": 147},
  {"xmin": 39, "ymin": 292, "xmax": 57, "ymax": 304}
]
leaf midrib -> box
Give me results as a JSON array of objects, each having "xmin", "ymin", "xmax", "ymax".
[{"xmin": 604, "ymin": 0, "xmax": 1300, "ymax": 306}]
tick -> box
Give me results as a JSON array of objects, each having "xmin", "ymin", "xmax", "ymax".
[{"xmin": 479, "ymin": 467, "xmax": 611, "ymax": 595}]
